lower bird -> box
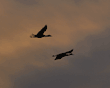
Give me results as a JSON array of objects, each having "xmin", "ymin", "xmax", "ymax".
[{"xmin": 53, "ymin": 49, "xmax": 74, "ymax": 60}]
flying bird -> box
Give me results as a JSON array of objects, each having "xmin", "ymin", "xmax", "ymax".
[
  {"xmin": 53, "ymin": 49, "xmax": 74, "ymax": 60},
  {"xmin": 30, "ymin": 25, "xmax": 51, "ymax": 38}
]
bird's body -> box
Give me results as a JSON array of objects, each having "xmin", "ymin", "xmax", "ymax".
[
  {"xmin": 53, "ymin": 49, "xmax": 74, "ymax": 60},
  {"xmin": 30, "ymin": 25, "xmax": 51, "ymax": 38}
]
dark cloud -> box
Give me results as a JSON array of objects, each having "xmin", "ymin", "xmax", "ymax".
[
  {"xmin": 72, "ymin": 28, "xmax": 110, "ymax": 73},
  {"xmin": 10, "ymin": 28, "xmax": 110, "ymax": 88},
  {"xmin": 73, "ymin": 0, "xmax": 99, "ymax": 4},
  {"xmin": 1, "ymin": 0, "xmax": 110, "ymax": 88},
  {"xmin": 73, "ymin": 0, "xmax": 82, "ymax": 3}
]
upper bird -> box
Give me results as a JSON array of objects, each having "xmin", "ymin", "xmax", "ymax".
[
  {"xmin": 53, "ymin": 49, "xmax": 74, "ymax": 60},
  {"xmin": 30, "ymin": 25, "xmax": 51, "ymax": 38}
]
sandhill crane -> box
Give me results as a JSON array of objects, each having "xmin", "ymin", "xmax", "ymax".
[
  {"xmin": 53, "ymin": 49, "xmax": 74, "ymax": 60},
  {"xmin": 30, "ymin": 25, "xmax": 51, "ymax": 38}
]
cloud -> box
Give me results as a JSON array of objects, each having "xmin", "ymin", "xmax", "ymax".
[
  {"xmin": 11, "ymin": 28, "xmax": 110, "ymax": 88},
  {"xmin": 0, "ymin": 0, "xmax": 110, "ymax": 88},
  {"xmin": 1, "ymin": 0, "xmax": 110, "ymax": 55},
  {"xmin": 16, "ymin": 0, "xmax": 38, "ymax": 5}
]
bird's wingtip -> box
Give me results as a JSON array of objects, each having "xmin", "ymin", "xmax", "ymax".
[
  {"xmin": 72, "ymin": 49, "xmax": 74, "ymax": 51},
  {"xmin": 45, "ymin": 25, "xmax": 47, "ymax": 27}
]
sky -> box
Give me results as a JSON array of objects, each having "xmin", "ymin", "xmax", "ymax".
[{"xmin": 0, "ymin": 0, "xmax": 110, "ymax": 88}]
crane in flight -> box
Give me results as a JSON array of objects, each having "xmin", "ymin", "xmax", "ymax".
[
  {"xmin": 53, "ymin": 49, "xmax": 74, "ymax": 60},
  {"xmin": 30, "ymin": 25, "xmax": 51, "ymax": 38}
]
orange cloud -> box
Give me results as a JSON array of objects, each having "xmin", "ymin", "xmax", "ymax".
[{"xmin": 0, "ymin": 0, "xmax": 110, "ymax": 87}]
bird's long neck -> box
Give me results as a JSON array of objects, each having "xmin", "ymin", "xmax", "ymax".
[{"xmin": 44, "ymin": 35, "xmax": 51, "ymax": 37}]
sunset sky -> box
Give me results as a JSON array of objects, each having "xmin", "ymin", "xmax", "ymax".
[{"xmin": 0, "ymin": 0, "xmax": 110, "ymax": 88}]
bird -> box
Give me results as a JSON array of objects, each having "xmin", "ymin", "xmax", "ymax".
[
  {"xmin": 52, "ymin": 49, "xmax": 74, "ymax": 60},
  {"xmin": 30, "ymin": 25, "xmax": 51, "ymax": 38}
]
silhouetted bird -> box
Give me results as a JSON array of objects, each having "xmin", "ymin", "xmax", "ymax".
[
  {"xmin": 53, "ymin": 49, "xmax": 74, "ymax": 60},
  {"xmin": 30, "ymin": 25, "xmax": 51, "ymax": 38}
]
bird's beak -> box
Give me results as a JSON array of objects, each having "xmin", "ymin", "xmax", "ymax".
[{"xmin": 52, "ymin": 55, "xmax": 55, "ymax": 57}]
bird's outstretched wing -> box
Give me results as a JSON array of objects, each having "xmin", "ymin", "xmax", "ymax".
[
  {"xmin": 65, "ymin": 49, "xmax": 74, "ymax": 53},
  {"xmin": 36, "ymin": 25, "xmax": 47, "ymax": 35}
]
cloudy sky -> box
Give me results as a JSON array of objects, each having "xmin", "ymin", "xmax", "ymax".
[{"xmin": 0, "ymin": 0, "xmax": 110, "ymax": 88}]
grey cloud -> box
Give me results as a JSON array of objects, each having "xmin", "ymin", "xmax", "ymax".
[
  {"xmin": 11, "ymin": 28, "xmax": 110, "ymax": 88},
  {"xmin": 73, "ymin": 0, "xmax": 99, "ymax": 3},
  {"xmin": 1, "ymin": 0, "xmax": 110, "ymax": 88}
]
